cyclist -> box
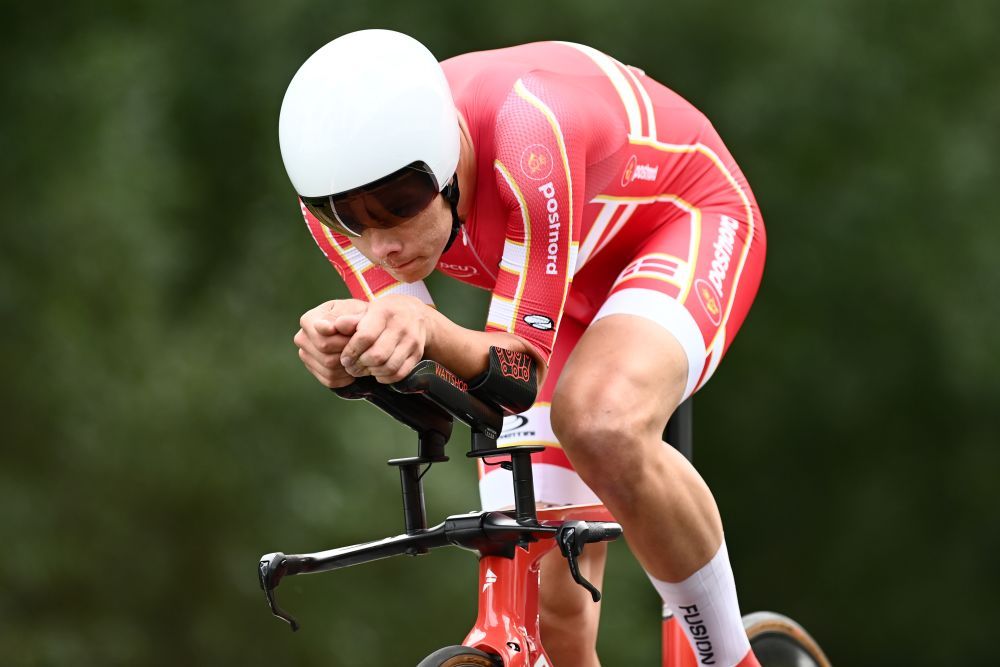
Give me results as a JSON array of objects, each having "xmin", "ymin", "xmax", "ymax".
[{"xmin": 280, "ymin": 29, "xmax": 765, "ymax": 667}]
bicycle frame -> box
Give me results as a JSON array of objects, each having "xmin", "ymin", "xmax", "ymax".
[
  {"xmin": 257, "ymin": 352, "xmax": 703, "ymax": 665},
  {"xmin": 662, "ymin": 608, "xmax": 699, "ymax": 667},
  {"xmin": 462, "ymin": 503, "xmax": 699, "ymax": 667},
  {"xmin": 463, "ymin": 504, "xmax": 612, "ymax": 666}
]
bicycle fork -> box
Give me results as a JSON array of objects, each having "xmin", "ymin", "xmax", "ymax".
[{"xmin": 464, "ymin": 542, "xmax": 554, "ymax": 667}]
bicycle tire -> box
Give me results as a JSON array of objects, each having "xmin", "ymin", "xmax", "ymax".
[
  {"xmin": 416, "ymin": 645, "xmax": 502, "ymax": 667},
  {"xmin": 743, "ymin": 611, "xmax": 832, "ymax": 667}
]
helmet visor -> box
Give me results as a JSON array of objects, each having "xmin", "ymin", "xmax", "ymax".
[{"xmin": 301, "ymin": 162, "xmax": 440, "ymax": 237}]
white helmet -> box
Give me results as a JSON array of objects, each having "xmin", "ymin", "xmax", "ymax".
[{"xmin": 279, "ymin": 29, "xmax": 460, "ymax": 236}]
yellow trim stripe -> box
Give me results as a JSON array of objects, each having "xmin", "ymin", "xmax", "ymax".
[
  {"xmin": 494, "ymin": 161, "xmax": 531, "ymax": 325},
  {"xmin": 513, "ymin": 79, "xmax": 574, "ymax": 229},
  {"xmin": 638, "ymin": 251, "xmax": 687, "ymax": 265},
  {"xmin": 593, "ymin": 193, "xmax": 697, "ymax": 205},
  {"xmin": 613, "ymin": 252, "xmax": 687, "ymax": 290},
  {"xmin": 322, "ymin": 226, "xmax": 375, "ymax": 300},
  {"xmin": 627, "ymin": 137, "xmax": 753, "ymax": 224},
  {"xmin": 512, "ymin": 77, "xmax": 576, "ymax": 329},
  {"xmin": 486, "ymin": 294, "xmax": 515, "ymax": 332},
  {"xmin": 615, "ymin": 272, "xmax": 684, "ymax": 289},
  {"xmin": 498, "ymin": 439, "xmax": 562, "ymax": 450},
  {"xmin": 372, "ymin": 282, "xmax": 400, "ymax": 299},
  {"xmin": 589, "ymin": 193, "xmax": 702, "ymax": 303}
]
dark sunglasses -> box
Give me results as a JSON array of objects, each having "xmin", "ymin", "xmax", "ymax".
[{"xmin": 301, "ymin": 162, "xmax": 440, "ymax": 237}]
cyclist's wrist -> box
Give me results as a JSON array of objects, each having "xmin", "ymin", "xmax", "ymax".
[{"xmin": 422, "ymin": 305, "xmax": 450, "ymax": 362}]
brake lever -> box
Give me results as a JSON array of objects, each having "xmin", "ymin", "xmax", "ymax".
[
  {"xmin": 258, "ymin": 552, "xmax": 301, "ymax": 632},
  {"xmin": 555, "ymin": 522, "xmax": 602, "ymax": 602}
]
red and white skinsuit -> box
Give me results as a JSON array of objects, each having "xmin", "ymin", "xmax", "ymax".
[{"xmin": 302, "ymin": 41, "xmax": 766, "ymax": 508}]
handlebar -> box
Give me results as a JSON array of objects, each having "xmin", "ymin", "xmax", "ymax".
[
  {"xmin": 333, "ymin": 347, "xmax": 539, "ymax": 453},
  {"xmin": 257, "ymin": 347, "xmax": 622, "ymax": 631},
  {"xmin": 258, "ymin": 513, "xmax": 621, "ymax": 630}
]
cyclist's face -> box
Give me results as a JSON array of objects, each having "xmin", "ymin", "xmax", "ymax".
[{"xmin": 350, "ymin": 194, "xmax": 452, "ymax": 283}]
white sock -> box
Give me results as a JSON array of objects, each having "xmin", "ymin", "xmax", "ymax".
[{"xmin": 647, "ymin": 540, "xmax": 752, "ymax": 667}]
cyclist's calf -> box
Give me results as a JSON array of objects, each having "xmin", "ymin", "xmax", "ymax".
[{"xmin": 538, "ymin": 544, "xmax": 607, "ymax": 667}]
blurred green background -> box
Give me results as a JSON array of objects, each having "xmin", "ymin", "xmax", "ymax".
[{"xmin": 3, "ymin": 0, "xmax": 998, "ymax": 664}]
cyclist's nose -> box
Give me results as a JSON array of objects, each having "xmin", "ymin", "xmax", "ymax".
[{"xmin": 367, "ymin": 228, "xmax": 404, "ymax": 264}]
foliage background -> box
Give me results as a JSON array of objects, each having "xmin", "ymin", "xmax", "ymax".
[{"xmin": 3, "ymin": 0, "xmax": 997, "ymax": 664}]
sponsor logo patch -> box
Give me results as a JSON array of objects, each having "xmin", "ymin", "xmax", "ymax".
[
  {"xmin": 520, "ymin": 144, "xmax": 554, "ymax": 181},
  {"xmin": 500, "ymin": 414, "xmax": 535, "ymax": 442},
  {"xmin": 434, "ymin": 364, "xmax": 468, "ymax": 391},
  {"xmin": 621, "ymin": 154, "xmax": 659, "ymax": 187},
  {"xmin": 504, "ymin": 414, "xmax": 529, "ymax": 431},
  {"xmin": 437, "ymin": 261, "xmax": 478, "ymax": 278},
  {"xmin": 537, "ymin": 181, "xmax": 562, "ymax": 275},
  {"xmin": 679, "ymin": 604, "xmax": 716, "ymax": 665},
  {"xmin": 695, "ymin": 278, "xmax": 722, "ymax": 326},
  {"xmin": 708, "ymin": 215, "xmax": 740, "ymax": 295},
  {"xmin": 523, "ymin": 314, "xmax": 554, "ymax": 331},
  {"xmin": 496, "ymin": 348, "xmax": 532, "ymax": 382}
]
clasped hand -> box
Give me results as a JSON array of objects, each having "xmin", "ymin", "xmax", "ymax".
[{"xmin": 294, "ymin": 295, "xmax": 429, "ymax": 388}]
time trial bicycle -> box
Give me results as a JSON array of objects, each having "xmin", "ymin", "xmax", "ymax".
[{"xmin": 258, "ymin": 347, "xmax": 830, "ymax": 666}]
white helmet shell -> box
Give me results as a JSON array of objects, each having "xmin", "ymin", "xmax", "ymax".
[{"xmin": 279, "ymin": 29, "xmax": 459, "ymax": 198}]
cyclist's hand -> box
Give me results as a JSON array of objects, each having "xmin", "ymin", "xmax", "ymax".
[
  {"xmin": 294, "ymin": 299, "xmax": 368, "ymax": 388},
  {"xmin": 340, "ymin": 295, "xmax": 427, "ymax": 384}
]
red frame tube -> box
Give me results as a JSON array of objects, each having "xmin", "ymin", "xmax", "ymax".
[{"xmin": 460, "ymin": 503, "xmax": 699, "ymax": 666}]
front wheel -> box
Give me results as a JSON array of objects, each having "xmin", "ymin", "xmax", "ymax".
[
  {"xmin": 416, "ymin": 645, "xmax": 502, "ymax": 667},
  {"xmin": 743, "ymin": 611, "xmax": 832, "ymax": 667}
]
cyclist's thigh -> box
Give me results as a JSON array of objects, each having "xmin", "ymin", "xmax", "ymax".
[
  {"xmin": 588, "ymin": 203, "xmax": 766, "ymax": 400},
  {"xmin": 478, "ymin": 204, "xmax": 765, "ymax": 509}
]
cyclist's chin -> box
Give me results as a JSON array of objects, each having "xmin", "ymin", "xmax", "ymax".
[{"xmin": 389, "ymin": 256, "xmax": 433, "ymax": 283}]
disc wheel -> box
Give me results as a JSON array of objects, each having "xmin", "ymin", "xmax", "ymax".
[
  {"xmin": 743, "ymin": 611, "xmax": 832, "ymax": 667},
  {"xmin": 416, "ymin": 645, "xmax": 502, "ymax": 667}
]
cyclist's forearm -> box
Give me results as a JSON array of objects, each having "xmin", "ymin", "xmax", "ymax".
[{"xmin": 424, "ymin": 306, "xmax": 548, "ymax": 385}]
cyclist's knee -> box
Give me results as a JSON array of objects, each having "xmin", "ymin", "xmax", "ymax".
[
  {"xmin": 540, "ymin": 603, "xmax": 600, "ymax": 661},
  {"xmin": 540, "ymin": 586, "xmax": 600, "ymax": 629},
  {"xmin": 550, "ymin": 380, "xmax": 660, "ymax": 483}
]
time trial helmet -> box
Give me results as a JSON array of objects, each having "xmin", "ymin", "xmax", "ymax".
[{"xmin": 278, "ymin": 29, "xmax": 460, "ymax": 237}]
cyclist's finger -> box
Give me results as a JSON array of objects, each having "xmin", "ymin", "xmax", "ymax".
[
  {"xmin": 328, "ymin": 298, "xmax": 368, "ymax": 320},
  {"xmin": 341, "ymin": 309, "xmax": 387, "ymax": 367},
  {"xmin": 314, "ymin": 318, "xmax": 338, "ymax": 336},
  {"xmin": 371, "ymin": 340, "xmax": 419, "ymax": 383},
  {"xmin": 295, "ymin": 327, "xmax": 324, "ymax": 361},
  {"xmin": 298, "ymin": 347, "xmax": 354, "ymax": 388},
  {"xmin": 296, "ymin": 327, "xmax": 351, "ymax": 358},
  {"xmin": 355, "ymin": 322, "xmax": 403, "ymax": 370},
  {"xmin": 333, "ymin": 313, "xmax": 363, "ymax": 336},
  {"xmin": 301, "ymin": 313, "xmax": 335, "ymax": 350},
  {"xmin": 299, "ymin": 300, "xmax": 359, "ymax": 345}
]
